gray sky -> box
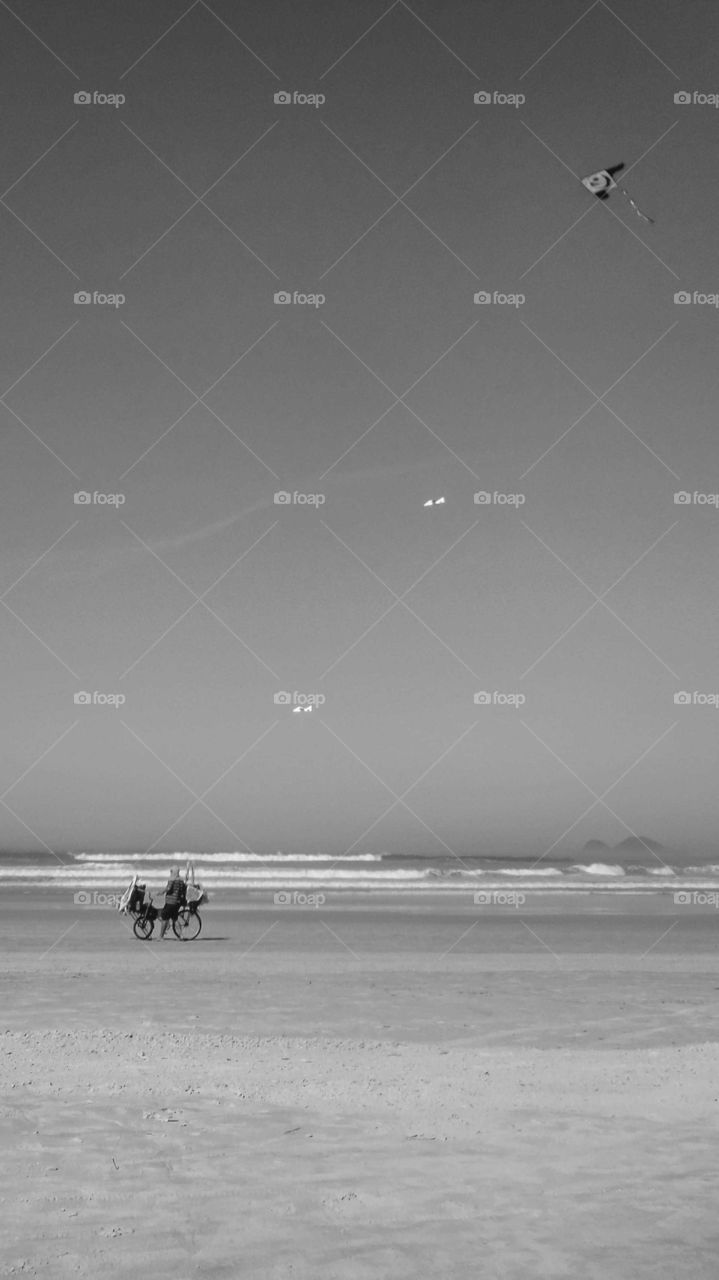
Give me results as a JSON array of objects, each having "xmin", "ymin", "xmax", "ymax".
[{"xmin": 1, "ymin": 0, "xmax": 719, "ymax": 857}]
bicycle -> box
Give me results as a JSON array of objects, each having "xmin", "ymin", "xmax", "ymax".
[{"xmin": 126, "ymin": 882, "xmax": 204, "ymax": 941}]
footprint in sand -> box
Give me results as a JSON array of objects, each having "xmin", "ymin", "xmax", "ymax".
[
  {"xmin": 321, "ymin": 1189, "xmax": 403, "ymax": 1223},
  {"xmin": 321, "ymin": 1190, "xmax": 363, "ymax": 1214},
  {"xmin": 142, "ymin": 1109, "xmax": 187, "ymax": 1125}
]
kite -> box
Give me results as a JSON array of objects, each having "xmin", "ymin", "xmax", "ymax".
[
  {"xmin": 292, "ymin": 705, "xmax": 313, "ymax": 713},
  {"xmin": 581, "ymin": 163, "xmax": 654, "ymax": 224},
  {"xmin": 423, "ymin": 496, "xmax": 446, "ymax": 507}
]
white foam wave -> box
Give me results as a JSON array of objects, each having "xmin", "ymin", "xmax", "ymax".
[
  {"xmin": 494, "ymin": 868, "xmax": 563, "ymax": 877},
  {"xmin": 570, "ymin": 863, "xmax": 626, "ymax": 876},
  {"xmin": 74, "ymin": 851, "xmax": 381, "ymax": 863},
  {"xmin": 0, "ymin": 865, "xmax": 429, "ymax": 883},
  {"xmin": 15, "ymin": 877, "xmax": 719, "ymax": 895},
  {"xmin": 7, "ymin": 866, "xmax": 719, "ymax": 894}
]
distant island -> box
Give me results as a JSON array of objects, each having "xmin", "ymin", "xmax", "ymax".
[{"xmin": 614, "ymin": 837, "xmax": 665, "ymax": 854}]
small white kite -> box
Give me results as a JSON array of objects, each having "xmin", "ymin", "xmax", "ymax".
[
  {"xmin": 292, "ymin": 705, "xmax": 313, "ymax": 713},
  {"xmin": 423, "ymin": 496, "xmax": 446, "ymax": 507},
  {"xmin": 581, "ymin": 162, "xmax": 654, "ymax": 224}
]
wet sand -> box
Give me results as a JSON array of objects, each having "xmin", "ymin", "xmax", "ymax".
[{"xmin": 3, "ymin": 898, "xmax": 719, "ymax": 1277}]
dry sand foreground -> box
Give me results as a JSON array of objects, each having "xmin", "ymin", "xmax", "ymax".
[{"xmin": 3, "ymin": 903, "xmax": 719, "ymax": 1278}]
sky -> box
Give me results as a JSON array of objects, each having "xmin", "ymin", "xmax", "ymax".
[{"xmin": 1, "ymin": 0, "xmax": 719, "ymax": 858}]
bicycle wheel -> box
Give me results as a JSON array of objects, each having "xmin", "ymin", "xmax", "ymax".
[
  {"xmin": 133, "ymin": 914, "xmax": 154, "ymax": 940},
  {"xmin": 173, "ymin": 909, "xmax": 201, "ymax": 940}
]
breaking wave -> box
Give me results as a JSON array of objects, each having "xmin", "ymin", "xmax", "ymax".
[{"xmin": 2, "ymin": 849, "xmax": 719, "ymax": 894}]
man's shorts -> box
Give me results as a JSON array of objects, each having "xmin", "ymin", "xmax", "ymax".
[{"xmin": 161, "ymin": 903, "xmax": 180, "ymax": 921}]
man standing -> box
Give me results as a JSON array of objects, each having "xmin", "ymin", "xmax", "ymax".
[{"xmin": 158, "ymin": 866, "xmax": 186, "ymax": 939}]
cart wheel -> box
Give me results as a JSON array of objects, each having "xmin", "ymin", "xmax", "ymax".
[{"xmin": 173, "ymin": 909, "xmax": 201, "ymax": 940}]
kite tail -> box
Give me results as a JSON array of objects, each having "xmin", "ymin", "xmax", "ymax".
[{"xmin": 618, "ymin": 187, "xmax": 654, "ymax": 224}]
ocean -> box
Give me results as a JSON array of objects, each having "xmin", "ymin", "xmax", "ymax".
[{"xmin": 3, "ymin": 849, "xmax": 719, "ymax": 899}]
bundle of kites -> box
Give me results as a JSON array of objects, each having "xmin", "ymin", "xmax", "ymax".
[{"xmin": 580, "ymin": 162, "xmax": 654, "ymax": 223}]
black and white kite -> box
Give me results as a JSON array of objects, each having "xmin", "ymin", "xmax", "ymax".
[
  {"xmin": 581, "ymin": 163, "xmax": 654, "ymax": 224},
  {"xmin": 423, "ymin": 496, "xmax": 446, "ymax": 507}
]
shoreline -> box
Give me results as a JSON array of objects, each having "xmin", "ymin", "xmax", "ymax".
[{"xmin": 5, "ymin": 884, "xmax": 719, "ymax": 918}]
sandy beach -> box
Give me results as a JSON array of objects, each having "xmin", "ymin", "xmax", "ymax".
[{"xmin": 2, "ymin": 898, "xmax": 719, "ymax": 1278}]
